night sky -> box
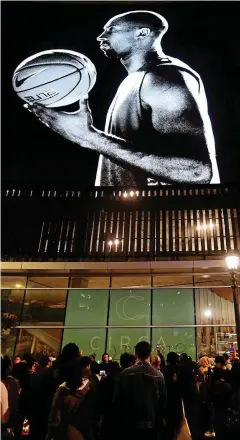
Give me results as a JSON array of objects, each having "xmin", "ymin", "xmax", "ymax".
[{"xmin": 2, "ymin": 1, "xmax": 240, "ymax": 188}]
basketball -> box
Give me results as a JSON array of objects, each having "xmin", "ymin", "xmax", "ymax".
[{"xmin": 12, "ymin": 49, "xmax": 97, "ymax": 108}]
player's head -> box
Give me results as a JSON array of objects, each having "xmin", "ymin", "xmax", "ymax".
[{"xmin": 97, "ymin": 10, "xmax": 168, "ymax": 58}]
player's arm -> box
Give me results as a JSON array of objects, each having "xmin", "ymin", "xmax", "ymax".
[{"xmin": 29, "ymin": 78, "xmax": 212, "ymax": 184}]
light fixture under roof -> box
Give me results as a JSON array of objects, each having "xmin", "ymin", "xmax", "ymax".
[{"xmin": 225, "ymin": 254, "xmax": 239, "ymax": 271}]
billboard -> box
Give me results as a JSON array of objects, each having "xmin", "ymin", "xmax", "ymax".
[{"xmin": 2, "ymin": 1, "xmax": 239, "ymax": 186}]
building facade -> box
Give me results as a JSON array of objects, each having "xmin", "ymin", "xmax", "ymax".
[{"xmin": 1, "ymin": 183, "xmax": 240, "ymax": 361}]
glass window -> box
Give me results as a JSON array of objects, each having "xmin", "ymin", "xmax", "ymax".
[
  {"xmin": 1, "ymin": 329, "xmax": 18, "ymax": 357},
  {"xmin": 20, "ymin": 289, "xmax": 67, "ymax": 325},
  {"xmin": 195, "ymin": 288, "xmax": 235, "ymax": 325},
  {"xmin": 62, "ymin": 329, "xmax": 106, "ymax": 362},
  {"xmin": 65, "ymin": 290, "xmax": 109, "ymax": 326},
  {"xmin": 27, "ymin": 277, "xmax": 69, "ymax": 288},
  {"xmin": 194, "ymin": 274, "xmax": 231, "ymax": 286},
  {"xmin": 71, "ymin": 277, "xmax": 110, "ymax": 289},
  {"xmin": 153, "ymin": 275, "xmax": 192, "ymax": 287},
  {"xmin": 195, "ymin": 287, "xmax": 236, "ymax": 356},
  {"xmin": 1, "ymin": 277, "xmax": 27, "ymax": 288},
  {"xmin": 153, "ymin": 289, "xmax": 195, "ymax": 325},
  {"xmin": 152, "ymin": 328, "xmax": 196, "ymax": 361},
  {"xmin": 196, "ymin": 326, "xmax": 237, "ymax": 358},
  {"xmin": 111, "ymin": 276, "xmax": 151, "ymax": 288},
  {"xmin": 1, "ymin": 288, "xmax": 25, "ymax": 324},
  {"xmin": 15, "ymin": 328, "xmax": 62, "ymax": 357},
  {"xmin": 109, "ymin": 289, "xmax": 151, "ymax": 326},
  {"xmin": 107, "ymin": 328, "xmax": 150, "ymax": 361}
]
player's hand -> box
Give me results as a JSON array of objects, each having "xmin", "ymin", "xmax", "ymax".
[{"xmin": 24, "ymin": 96, "xmax": 93, "ymax": 145}]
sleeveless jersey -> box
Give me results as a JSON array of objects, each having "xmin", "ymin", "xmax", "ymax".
[{"xmin": 95, "ymin": 56, "xmax": 220, "ymax": 186}]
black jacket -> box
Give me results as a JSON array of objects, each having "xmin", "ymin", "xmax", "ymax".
[{"xmin": 113, "ymin": 363, "xmax": 167, "ymax": 431}]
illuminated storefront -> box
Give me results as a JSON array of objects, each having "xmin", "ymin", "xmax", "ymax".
[{"xmin": 1, "ymin": 260, "xmax": 238, "ymax": 361}]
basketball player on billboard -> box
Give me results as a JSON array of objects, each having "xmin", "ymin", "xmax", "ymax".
[{"xmin": 28, "ymin": 10, "xmax": 220, "ymax": 186}]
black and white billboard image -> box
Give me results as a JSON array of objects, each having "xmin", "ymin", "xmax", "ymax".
[{"xmin": 2, "ymin": 2, "xmax": 239, "ymax": 187}]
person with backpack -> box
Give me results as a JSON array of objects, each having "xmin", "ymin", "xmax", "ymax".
[{"xmin": 46, "ymin": 359, "xmax": 98, "ymax": 440}]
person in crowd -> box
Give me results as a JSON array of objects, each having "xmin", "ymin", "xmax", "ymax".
[
  {"xmin": 158, "ymin": 353, "xmax": 166, "ymax": 373},
  {"xmin": 113, "ymin": 341, "xmax": 167, "ymax": 440},
  {"xmin": 163, "ymin": 352, "xmax": 182, "ymax": 440},
  {"xmin": 80, "ymin": 356, "xmax": 100, "ymax": 391},
  {"xmin": 198, "ymin": 356, "xmax": 212, "ymax": 376},
  {"xmin": 13, "ymin": 355, "xmax": 21, "ymax": 366},
  {"xmin": 76, "ymin": 357, "xmax": 100, "ymax": 439},
  {"xmin": 214, "ymin": 355, "xmax": 226, "ymax": 370},
  {"xmin": 1, "ymin": 356, "xmax": 20, "ymax": 436},
  {"xmin": 61, "ymin": 343, "xmax": 81, "ymax": 362},
  {"xmin": 31, "ymin": 360, "xmax": 40, "ymax": 373},
  {"xmin": 230, "ymin": 358, "xmax": 240, "ymax": 389},
  {"xmin": 99, "ymin": 361, "xmax": 121, "ymax": 440},
  {"xmin": 47, "ymin": 357, "xmax": 99, "ymax": 440},
  {"xmin": 213, "ymin": 355, "xmax": 231, "ymax": 384},
  {"xmin": 119, "ymin": 352, "xmax": 136, "ymax": 371},
  {"xmin": 46, "ymin": 359, "xmax": 85, "ymax": 440},
  {"xmin": 11, "ymin": 353, "xmax": 33, "ymax": 438},
  {"xmin": 99, "ymin": 352, "xmax": 111, "ymax": 373},
  {"xmin": 151, "ymin": 355, "xmax": 161, "ymax": 371},
  {"xmin": 223, "ymin": 352, "xmax": 232, "ymax": 370},
  {"xmin": 226, "ymin": 361, "xmax": 240, "ymax": 437},
  {"xmin": 28, "ymin": 355, "xmax": 54, "ymax": 440},
  {"xmin": 1, "ymin": 356, "xmax": 19, "ymax": 437},
  {"xmin": 1, "ymin": 380, "xmax": 10, "ymax": 426},
  {"xmin": 198, "ymin": 356, "xmax": 215, "ymax": 438},
  {"xmin": 22, "ymin": 352, "xmax": 35, "ymax": 370},
  {"xmin": 229, "ymin": 348, "xmax": 239, "ymax": 366},
  {"xmin": 156, "ymin": 347, "xmax": 166, "ymax": 372},
  {"xmin": 210, "ymin": 367, "xmax": 232, "ymax": 440},
  {"xmin": 89, "ymin": 354, "xmax": 100, "ymax": 375},
  {"xmin": 3, "ymin": 345, "xmax": 240, "ymax": 440},
  {"xmin": 80, "ymin": 356, "xmax": 92, "ymax": 379},
  {"xmin": 178, "ymin": 353, "xmax": 201, "ymax": 440},
  {"xmin": 52, "ymin": 343, "xmax": 81, "ymax": 387},
  {"xmin": 36, "ymin": 344, "xmax": 83, "ymax": 439}
]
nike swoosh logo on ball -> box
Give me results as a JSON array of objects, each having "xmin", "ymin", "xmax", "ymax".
[{"xmin": 15, "ymin": 68, "xmax": 47, "ymax": 87}]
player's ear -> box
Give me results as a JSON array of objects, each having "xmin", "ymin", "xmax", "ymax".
[{"xmin": 135, "ymin": 27, "xmax": 151, "ymax": 39}]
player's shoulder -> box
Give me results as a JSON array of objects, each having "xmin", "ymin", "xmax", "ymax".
[
  {"xmin": 144, "ymin": 56, "xmax": 201, "ymax": 88},
  {"xmin": 164, "ymin": 56, "xmax": 200, "ymax": 78}
]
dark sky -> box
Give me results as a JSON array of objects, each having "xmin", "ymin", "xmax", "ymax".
[{"xmin": 2, "ymin": 1, "xmax": 240, "ymax": 188}]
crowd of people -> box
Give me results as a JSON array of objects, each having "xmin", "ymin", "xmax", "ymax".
[{"xmin": 1, "ymin": 342, "xmax": 240, "ymax": 440}]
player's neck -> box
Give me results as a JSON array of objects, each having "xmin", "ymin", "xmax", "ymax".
[{"xmin": 120, "ymin": 50, "xmax": 165, "ymax": 73}]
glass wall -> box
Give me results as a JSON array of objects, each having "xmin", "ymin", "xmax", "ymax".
[
  {"xmin": 1, "ymin": 278, "xmax": 27, "ymax": 357},
  {"xmin": 152, "ymin": 288, "xmax": 196, "ymax": 359},
  {"xmin": 1, "ymin": 273, "xmax": 238, "ymax": 360}
]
